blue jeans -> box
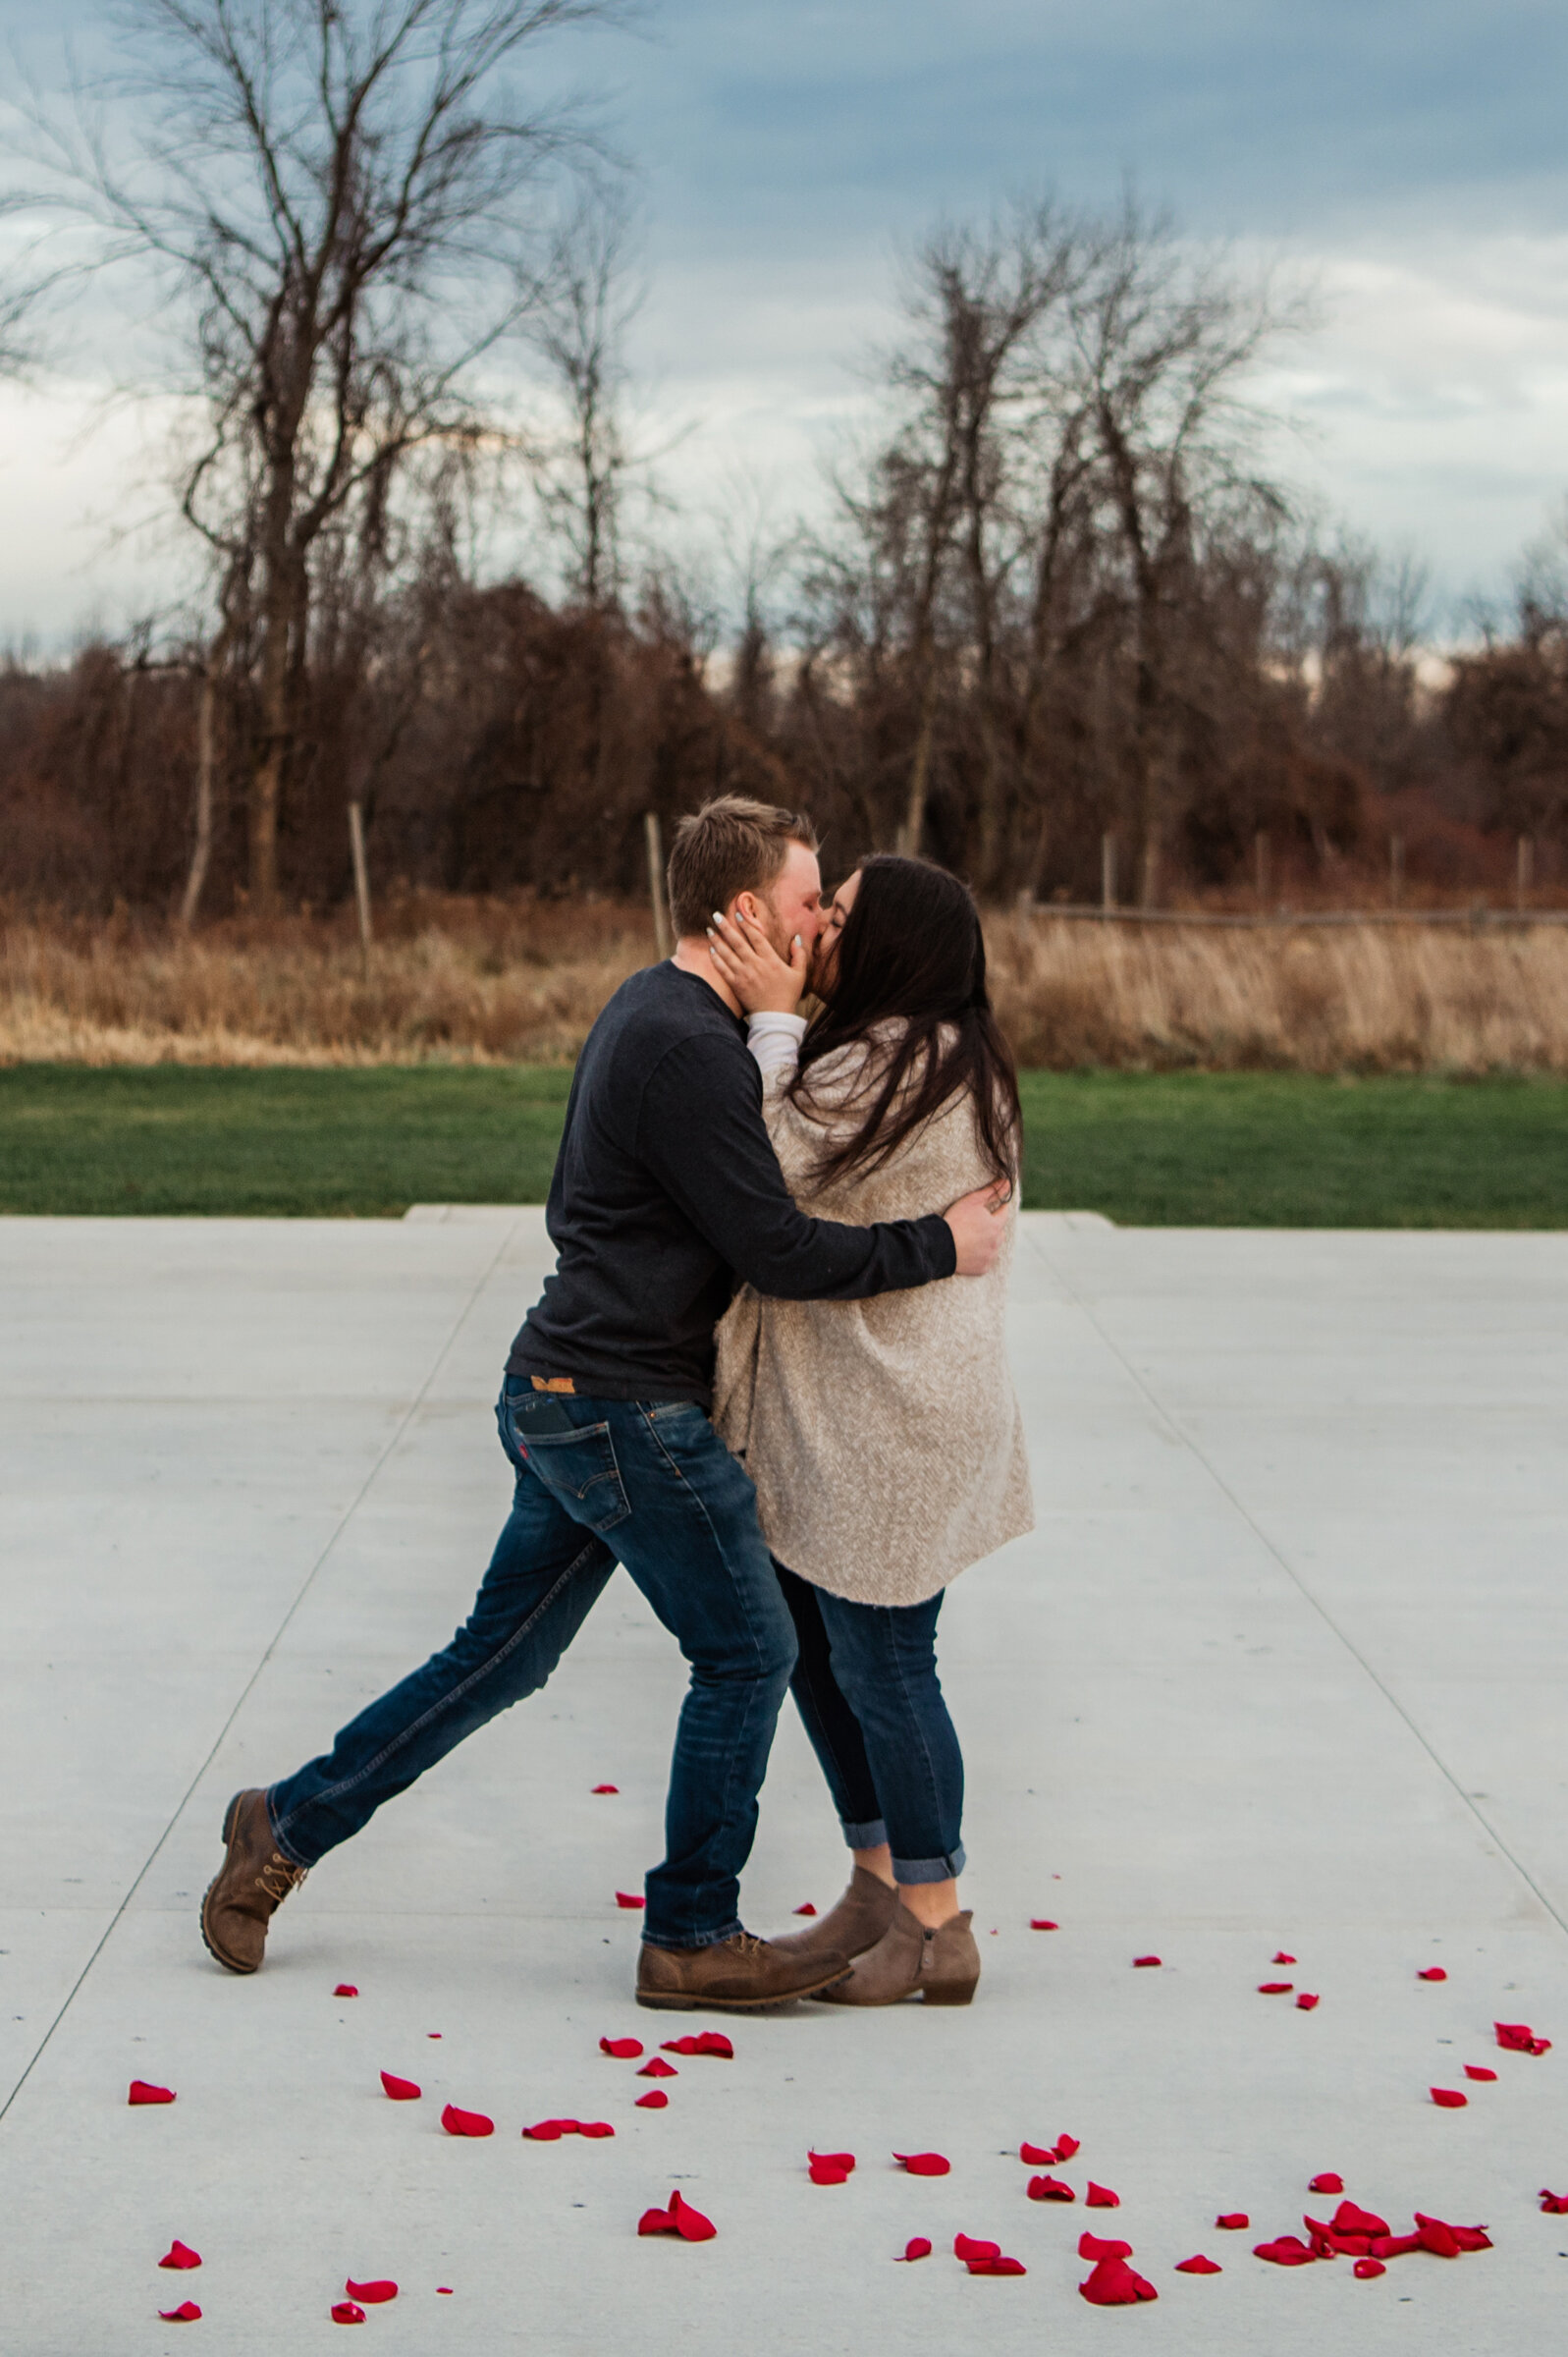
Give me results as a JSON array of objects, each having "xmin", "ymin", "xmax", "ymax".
[
  {"xmin": 776, "ymin": 1563, "xmax": 965, "ymax": 1884},
  {"xmin": 267, "ymin": 1382, "xmax": 798, "ymax": 1948}
]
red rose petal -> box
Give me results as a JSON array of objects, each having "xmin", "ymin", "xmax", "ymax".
[
  {"xmin": 968, "ymin": 2256, "xmax": 1026, "ymax": 2275},
  {"xmin": 1308, "ymin": 2174, "xmax": 1343, "ymax": 2196},
  {"xmin": 1496, "ymin": 2019, "xmax": 1551, "ymax": 2056},
  {"xmin": 1417, "ymin": 1966, "xmax": 1447, "ymax": 1981},
  {"xmin": 1132, "ymin": 1954, "xmax": 1161, "ymax": 1967},
  {"xmin": 158, "ymin": 2302, "xmax": 202, "ymax": 2322},
  {"xmin": 896, "ymin": 2238, "xmax": 932, "ymax": 2262},
  {"xmin": 893, "ymin": 2152, "xmax": 949, "ymax": 2176},
  {"xmin": 592, "ymin": 1783, "xmax": 620, "ymax": 1793},
  {"xmin": 1333, "ymin": 2202, "xmax": 1391, "ymax": 2239},
  {"xmin": 638, "ymin": 2206, "xmax": 676, "ymax": 2235},
  {"xmin": 1079, "ymin": 2232, "xmax": 1131, "ymax": 2261},
  {"xmin": 334, "ymin": 1984, "xmax": 358, "ymax": 1998},
  {"xmin": 345, "ymin": 2280, "xmax": 397, "ymax": 2304},
  {"xmin": 523, "ymin": 2118, "xmax": 572, "ymax": 2139},
  {"xmin": 1254, "ymin": 2236, "xmax": 1317, "ymax": 2266},
  {"xmin": 440, "ymin": 2103, "xmax": 494, "ymax": 2137},
  {"xmin": 1019, "ymin": 2141, "xmax": 1055, "ymax": 2165},
  {"xmin": 1414, "ymin": 2213, "xmax": 1491, "ymax": 2253},
  {"xmin": 1054, "ymin": 2134, "xmax": 1080, "ymax": 2161},
  {"xmin": 379, "ymin": 2071, "xmax": 420, "ymax": 2101},
  {"xmin": 1464, "ymin": 2064, "xmax": 1497, "ymax": 2081},
  {"xmin": 1175, "ymin": 2255, "xmax": 1221, "ymax": 2274},
  {"xmin": 615, "ymin": 1891, "xmax": 645, "ymax": 1909},
  {"xmin": 660, "ymin": 2033, "xmax": 732, "ymax": 2058},
  {"xmin": 1431, "ymin": 2086, "xmax": 1468, "ymax": 2108},
  {"xmin": 635, "ymin": 2090, "xmax": 669, "ymax": 2110},
  {"xmin": 1080, "ymin": 2256, "xmax": 1158, "ymax": 2305},
  {"xmin": 1085, "ymin": 2182, "xmax": 1119, "ymax": 2208},
  {"xmin": 1354, "ymin": 2259, "xmax": 1386, "ymax": 2280},
  {"xmin": 1258, "ymin": 1982, "xmax": 1293, "ymax": 1995},
  {"xmin": 427, "ymin": 2032, "xmax": 441, "ymax": 2039},
  {"xmin": 129, "ymin": 2081, "xmax": 175, "ymax": 2106},
  {"xmin": 1027, "ymin": 2175, "xmax": 1076, "ymax": 2203},
  {"xmin": 1272, "ymin": 1951, "xmax": 1297, "ymax": 1965},
  {"xmin": 671, "ymin": 2191, "xmax": 716, "ymax": 2241},
  {"xmin": 1539, "ymin": 2190, "xmax": 1568, "ymax": 2214},
  {"xmin": 1029, "ymin": 1919, "xmax": 1058, "ymax": 1931},
  {"xmin": 437, "ymin": 2287, "xmax": 454, "ymax": 2294},
  {"xmin": 638, "ymin": 2057, "xmax": 677, "ymax": 2077},
  {"xmin": 810, "ymin": 2150, "xmax": 855, "ymax": 2174},
  {"xmin": 330, "ymin": 2304, "xmax": 365, "ymax": 2324},
  {"xmin": 793, "ymin": 1902, "xmax": 818, "ymax": 1916},
  {"xmin": 1417, "ymin": 2220, "xmax": 1461, "ymax": 2258},
  {"xmin": 158, "ymin": 2241, "xmax": 202, "ymax": 2272},
  {"xmin": 579, "ymin": 2121, "xmax": 615, "ymax": 2139},
  {"xmin": 809, "ymin": 2163, "xmax": 847, "ymax": 2185},
  {"xmin": 954, "ymin": 2235, "xmax": 1000, "ymax": 2262},
  {"xmin": 1296, "ymin": 1993, "xmax": 1321, "ymax": 2009},
  {"xmin": 600, "ymin": 2037, "xmax": 643, "ymax": 2059},
  {"xmin": 1216, "ymin": 2213, "xmax": 1249, "ymax": 2230}
]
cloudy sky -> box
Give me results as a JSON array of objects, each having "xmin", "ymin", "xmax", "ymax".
[{"xmin": 2, "ymin": 0, "xmax": 1567, "ymax": 642}]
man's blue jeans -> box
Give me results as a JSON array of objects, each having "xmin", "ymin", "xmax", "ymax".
[{"xmin": 266, "ymin": 1381, "xmax": 798, "ymax": 1949}]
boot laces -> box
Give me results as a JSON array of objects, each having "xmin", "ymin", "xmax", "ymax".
[{"xmin": 258, "ymin": 1856, "xmax": 308, "ymax": 1905}]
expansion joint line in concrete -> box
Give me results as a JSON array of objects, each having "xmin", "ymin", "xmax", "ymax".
[
  {"xmin": 1027, "ymin": 1230, "xmax": 1568, "ymax": 1946},
  {"xmin": 0, "ymin": 1217, "xmax": 526, "ymax": 2129}
]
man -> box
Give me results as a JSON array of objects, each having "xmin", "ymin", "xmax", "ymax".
[{"xmin": 201, "ymin": 795, "xmax": 1008, "ymax": 2011}]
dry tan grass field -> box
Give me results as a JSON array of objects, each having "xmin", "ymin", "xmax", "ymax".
[{"xmin": 4, "ymin": 896, "xmax": 1568, "ymax": 1072}]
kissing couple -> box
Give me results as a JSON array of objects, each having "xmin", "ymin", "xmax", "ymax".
[{"xmin": 202, "ymin": 795, "xmax": 1033, "ymax": 2013}]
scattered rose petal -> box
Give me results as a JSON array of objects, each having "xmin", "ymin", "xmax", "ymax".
[
  {"xmin": 440, "ymin": 2104, "xmax": 494, "ymax": 2137},
  {"xmin": 334, "ymin": 1984, "xmax": 358, "ymax": 1998},
  {"xmin": 638, "ymin": 2057, "xmax": 677, "ymax": 2078},
  {"xmin": 635, "ymin": 2091, "xmax": 669, "ymax": 2110},
  {"xmin": 1464, "ymin": 2065, "xmax": 1497, "ymax": 2081},
  {"xmin": 330, "ymin": 2304, "xmax": 365, "ymax": 2324},
  {"xmin": 1417, "ymin": 2220, "xmax": 1461, "ymax": 2258},
  {"xmin": 893, "ymin": 2152, "xmax": 949, "ymax": 2176},
  {"xmin": 158, "ymin": 2241, "xmax": 201, "ymax": 2272},
  {"xmin": 1175, "ymin": 2255, "xmax": 1220, "ymax": 2274},
  {"xmin": 1431, "ymin": 2087, "xmax": 1468, "ymax": 2108},
  {"xmin": 1029, "ymin": 1919, "xmax": 1058, "ymax": 1931},
  {"xmin": 896, "ymin": 2238, "xmax": 932, "ymax": 2262},
  {"xmin": 615, "ymin": 1891, "xmax": 645, "ymax": 1909},
  {"xmin": 1216, "ymin": 2214, "xmax": 1249, "ymax": 2230},
  {"xmin": 1354, "ymin": 2259, "xmax": 1386, "ymax": 2280},
  {"xmin": 1079, "ymin": 2233, "xmax": 1131, "ymax": 2261},
  {"xmin": 793, "ymin": 1903, "xmax": 818, "ymax": 1916},
  {"xmin": 1054, "ymin": 2134, "xmax": 1081, "ymax": 2161},
  {"xmin": 579, "ymin": 2121, "xmax": 614, "ymax": 2139},
  {"xmin": 1417, "ymin": 1967, "xmax": 1446, "ymax": 1982},
  {"xmin": 809, "ymin": 2151, "xmax": 855, "ymax": 2181},
  {"xmin": 437, "ymin": 2287, "xmax": 453, "ymax": 2295},
  {"xmin": 524, "ymin": 2119, "xmax": 572, "ymax": 2140},
  {"xmin": 1085, "ymin": 2182, "xmax": 1119, "ymax": 2208},
  {"xmin": 1028, "ymin": 2175, "xmax": 1075, "ymax": 2203},
  {"xmin": 1254, "ymin": 2236, "xmax": 1316, "ymax": 2267},
  {"xmin": 1019, "ymin": 2142, "xmax": 1055, "ymax": 2165},
  {"xmin": 1496, "ymin": 2020, "xmax": 1551, "ymax": 2056},
  {"xmin": 968, "ymin": 2256, "xmax": 1026, "ymax": 2275},
  {"xmin": 380, "ymin": 2072, "xmax": 420, "ymax": 2101},
  {"xmin": 1308, "ymin": 2174, "xmax": 1343, "ymax": 2196},
  {"xmin": 1132, "ymin": 1954, "xmax": 1161, "ymax": 1967},
  {"xmin": 601, "ymin": 2037, "xmax": 644, "ymax": 2058},
  {"xmin": 1272, "ymin": 1952, "xmax": 1297, "ymax": 1965},
  {"xmin": 1414, "ymin": 2213, "xmax": 1491, "ymax": 2253},
  {"xmin": 427, "ymin": 2033, "xmax": 441, "ymax": 2039},
  {"xmin": 157, "ymin": 2302, "xmax": 202, "ymax": 2323},
  {"xmin": 345, "ymin": 2281, "xmax": 397, "ymax": 2304},
  {"xmin": 1258, "ymin": 1982, "xmax": 1293, "ymax": 1995},
  {"xmin": 954, "ymin": 2235, "xmax": 1000, "ymax": 2262},
  {"xmin": 592, "ymin": 1784, "xmax": 619, "ymax": 1793},
  {"xmin": 1296, "ymin": 1993, "xmax": 1321, "ymax": 2010},
  {"xmin": 129, "ymin": 2081, "xmax": 175, "ymax": 2106},
  {"xmin": 1539, "ymin": 2190, "xmax": 1568, "ymax": 2214},
  {"xmin": 1333, "ymin": 2202, "xmax": 1391, "ymax": 2239},
  {"xmin": 661, "ymin": 2033, "xmax": 732, "ymax": 2059},
  {"xmin": 671, "ymin": 2192, "xmax": 716, "ymax": 2241},
  {"xmin": 1080, "ymin": 2256, "xmax": 1158, "ymax": 2304}
]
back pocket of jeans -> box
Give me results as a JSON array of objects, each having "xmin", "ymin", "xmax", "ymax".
[{"xmin": 520, "ymin": 1422, "xmax": 630, "ymax": 1532}]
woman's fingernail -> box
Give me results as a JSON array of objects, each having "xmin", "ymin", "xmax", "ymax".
[{"xmin": 712, "ymin": 909, "xmax": 725, "ymax": 925}]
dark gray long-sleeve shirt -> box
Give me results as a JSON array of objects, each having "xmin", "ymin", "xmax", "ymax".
[{"xmin": 507, "ymin": 961, "xmax": 956, "ymax": 1407}]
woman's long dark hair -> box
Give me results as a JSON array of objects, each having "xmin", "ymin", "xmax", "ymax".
[{"xmin": 790, "ymin": 854, "xmax": 1021, "ymax": 1190}]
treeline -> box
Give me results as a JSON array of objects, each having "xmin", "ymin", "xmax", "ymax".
[{"xmin": 1, "ymin": 8, "xmax": 1566, "ymax": 917}]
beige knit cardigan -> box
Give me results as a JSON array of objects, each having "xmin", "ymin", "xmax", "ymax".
[{"xmin": 711, "ymin": 1022, "xmax": 1033, "ymax": 1607}]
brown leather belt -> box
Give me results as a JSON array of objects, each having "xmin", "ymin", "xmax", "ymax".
[{"xmin": 530, "ymin": 1375, "xmax": 576, "ymax": 1394}]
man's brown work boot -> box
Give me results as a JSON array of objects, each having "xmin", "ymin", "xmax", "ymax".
[
  {"xmin": 636, "ymin": 1931, "xmax": 851, "ymax": 2012},
  {"xmin": 200, "ymin": 1789, "xmax": 307, "ymax": 1974}
]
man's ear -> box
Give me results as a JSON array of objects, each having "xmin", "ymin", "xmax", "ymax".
[{"xmin": 731, "ymin": 889, "xmax": 765, "ymax": 926}]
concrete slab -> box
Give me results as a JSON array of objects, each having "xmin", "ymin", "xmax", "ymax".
[{"xmin": 2, "ymin": 1211, "xmax": 1564, "ymax": 2354}]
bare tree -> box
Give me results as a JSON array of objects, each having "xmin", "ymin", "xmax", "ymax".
[{"xmin": 528, "ymin": 188, "xmax": 643, "ymax": 608}]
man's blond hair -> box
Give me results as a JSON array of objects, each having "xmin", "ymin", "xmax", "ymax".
[{"xmin": 666, "ymin": 794, "xmax": 820, "ymax": 941}]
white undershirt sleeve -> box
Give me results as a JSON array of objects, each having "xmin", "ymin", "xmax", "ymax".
[{"xmin": 745, "ymin": 1011, "xmax": 807, "ymax": 1082}]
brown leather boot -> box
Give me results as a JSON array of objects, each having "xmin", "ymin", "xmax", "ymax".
[
  {"xmin": 769, "ymin": 1866, "xmax": 898, "ymax": 1961},
  {"xmin": 815, "ymin": 1903, "xmax": 980, "ymax": 2006},
  {"xmin": 636, "ymin": 1930, "xmax": 852, "ymax": 2012},
  {"xmin": 199, "ymin": 1789, "xmax": 307, "ymax": 1974}
]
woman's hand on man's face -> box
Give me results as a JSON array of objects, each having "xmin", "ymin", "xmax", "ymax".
[{"xmin": 706, "ymin": 905, "xmax": 809, "ymax": 1014}]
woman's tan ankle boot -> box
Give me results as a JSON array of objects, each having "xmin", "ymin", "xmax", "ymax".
[
  {"xmin": 815, "ymin": 1903, "xmax": 980, "ymax": 2006},
  {"xmin": 770, "ymin": 1866, "xmax": 898, "ymax": 1961}
]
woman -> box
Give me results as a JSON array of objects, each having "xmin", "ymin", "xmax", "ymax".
[{"xmin": 707, "ymin": 854, "xmax": 1032, "ymax": 2005}]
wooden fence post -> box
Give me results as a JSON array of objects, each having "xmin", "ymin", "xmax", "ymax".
[
  {"xmin": 645, "ymin": 811, "xmax": 674, "ymax": 959},
  {"xmin": 1101, "ymin": 832, "xmax": 1117, "ymax": 915},
  {"xmin": 348, "ymin": 801, "xmax": 373, "ymax": 979}
]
